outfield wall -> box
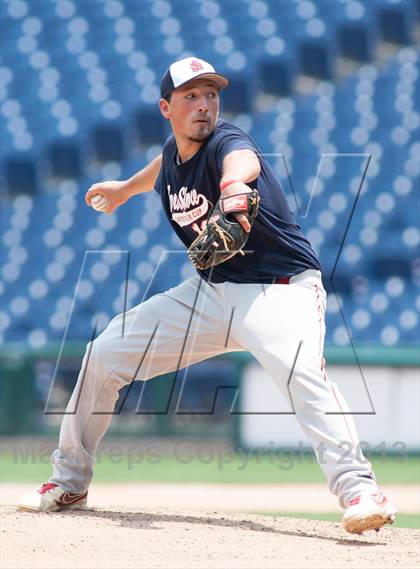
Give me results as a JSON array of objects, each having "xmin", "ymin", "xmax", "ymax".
[
  {"xmin": 239, "ymin": 361, "xmax": 420, "ymax": 451},
  {"xmin": 0, "ymin": 344, "xmax": 418, "ymax": 447}
]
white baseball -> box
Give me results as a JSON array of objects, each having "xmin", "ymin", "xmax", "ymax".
[{"xmin": 90, "ymin": 194, "xmax": 108, "ymax": 212}]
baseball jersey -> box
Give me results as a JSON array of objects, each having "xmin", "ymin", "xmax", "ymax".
[{"xmin": 154, "ymin": 119, "xmax": 321, "ymax": 284}]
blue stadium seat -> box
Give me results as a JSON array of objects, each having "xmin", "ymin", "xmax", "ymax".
[{"xmin": 1, "ymin": 0, "xmax": 418, "ymax": 347}]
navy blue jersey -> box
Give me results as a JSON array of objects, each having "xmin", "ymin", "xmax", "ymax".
[{"xmin": 154, "ymin": 120, "xmax": 321, "ymax": 284}]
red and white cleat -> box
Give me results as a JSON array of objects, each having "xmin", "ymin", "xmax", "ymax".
[
  {"xmin": 342, "ymin": 491, "xmax": 397, "ymax": 534},
  {"xmin": 18, "ymin": 482, "xmax": 88, "ymax": 513}
]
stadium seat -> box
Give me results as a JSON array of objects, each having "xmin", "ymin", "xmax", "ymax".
[
  {"xmin": 378, "ymin": 7, "xmax": 413, "ymax": 45},
  {"xmin": 135, "ymin": 106, "xmax": 168, "ymax": 147},
  {"xmin": 259, "ymin": 58, "xmax": 293, "ymax": 97},
  {"xmin": 1, "ymin": 0, "xmax": 418, "ymax": 348},
  {"xmin": 4, "ymin": 158, "xmax": 38, "ymax": 195},
  {"xmin": 47, "ymin": 142, "xmax": 82, "ymax": 179},
  {"xmin": 92, "ymin": 125, "xmax": 125, "ymax": 163},
  {"xmin": 338, "ymin": 24, "xmax": 372, "ymax": 62},
  {"xmin": 299, "ymin": 42, "xmax": 332, "ymax": 79}
]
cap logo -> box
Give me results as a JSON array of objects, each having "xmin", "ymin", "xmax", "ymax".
[
  {"xmin": 161, "ymin": 57, "xmax": 228, "ymax": 99},
  {"xmin": 190, "ymin": 59, "xmax": 204, "ymax": 73}
]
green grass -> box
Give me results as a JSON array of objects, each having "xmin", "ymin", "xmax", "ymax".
[
  {"xmin": 259, "ymin": 511, "xmax": 420, "ymax": 530},
  {"xmin": 1, "ymin": 449, "xmax": 419, "ymax": 485}
]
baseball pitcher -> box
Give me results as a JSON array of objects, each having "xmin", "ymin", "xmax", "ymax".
[{"xmin": 19, "ymin": 57, "xmax": 397, "ymax": 534}]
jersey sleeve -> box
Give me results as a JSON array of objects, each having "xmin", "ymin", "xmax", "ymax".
[
  {"xmin": 213, "ymin": 130, "xmax": 260, "ymax": 177},
  {"xmin": 154, "ymin": 134, "xmax": 176, "ymax": 194},
  {"xmin": 153, "ymin": 169, "xmax": 163, "ymax": 194}
]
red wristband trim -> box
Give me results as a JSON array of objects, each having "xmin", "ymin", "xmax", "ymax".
[{"xmin": 220, "ymin": 179, "xmax": 242, "ymax": 191}]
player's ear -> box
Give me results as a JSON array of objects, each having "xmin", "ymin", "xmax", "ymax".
[{"xmin": 159, "ymin": 98, "xmax": 170, "ymax": 120}]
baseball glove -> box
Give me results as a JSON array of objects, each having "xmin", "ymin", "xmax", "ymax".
[{"xmin": 187, "ymin": 189, "xmax": 260, "ymax": 270}]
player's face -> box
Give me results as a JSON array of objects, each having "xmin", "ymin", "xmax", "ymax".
[{"xmin": 162, "ymin": 80, "xmax": 220, "ymax": 143}]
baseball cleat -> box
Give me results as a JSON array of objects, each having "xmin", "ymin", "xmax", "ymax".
[
  {"xmin": 18, "ymin": 482, "xmax": 88, "ymax": 513},
  {"xmin": 342, "ymin": 491, "xmax": 397, "ymax": 534}
]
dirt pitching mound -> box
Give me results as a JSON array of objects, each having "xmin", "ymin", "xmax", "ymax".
[{"xmin": 1, "ymin": 505, "xmax": 419, "ymax": 569}]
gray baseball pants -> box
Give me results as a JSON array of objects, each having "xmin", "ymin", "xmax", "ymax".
[{"xmin": 51, "ymin": 270, "xmax": 377, "ymax": 507}]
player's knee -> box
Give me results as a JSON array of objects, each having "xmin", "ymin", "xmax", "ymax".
[
  {"xmin": 83, "ymin": 337, "xmax": 113, "ymax": 379},
  {"xmin": 86, "ymin": 336, "xmax": 137, "ymax": 388}
]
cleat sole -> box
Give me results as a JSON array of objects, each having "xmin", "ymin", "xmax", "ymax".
[
  {"xmin": 343, "ymin": 512, "xmax": 395, "ymax": 535},
  {"xmin": 19, "ymin": 500, "xmax": 87, "ymax": 513}
]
